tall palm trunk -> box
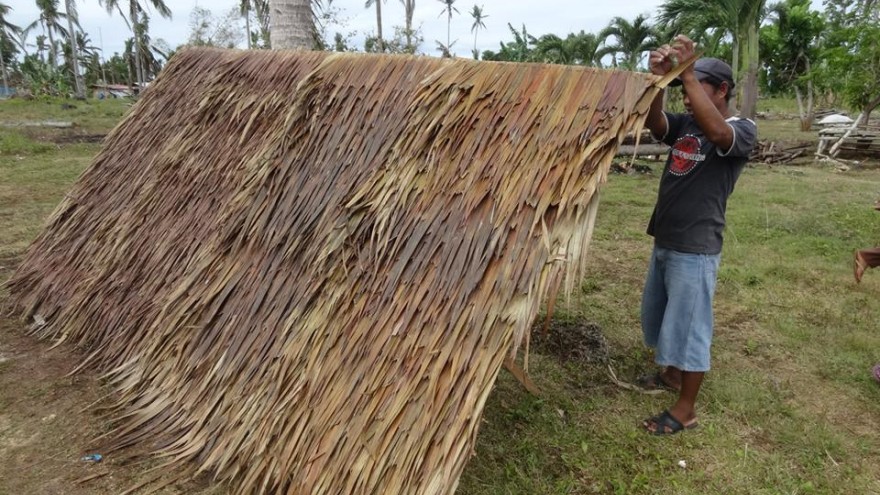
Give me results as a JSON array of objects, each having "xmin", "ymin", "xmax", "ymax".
[
  {"xmin": 730, "ymin": 38, "xmax": 740, "ymax": 113},
  {"xmin": 269, "ymin": 0, "xmax": 314, "ymax": 49},
  {"xmin": 244, "ymin": 2, "xmax": 253, "ymax": 49},
  {"xmin": 130, "ymin": 1, "xmax": 144, "ymax": 88},
  {"xmin": 46, "ymin": 23, "xmax": 57, "ymax": 70},
  {"xmin": 739, "ymin": 23, "xmax": 759, "ymax": 119},
  {"xmin": 473, "ymin": 31, "xmax": 477, "ymax": 58},
  {"xmin": 0, "ymin": 41, "xmax": 8, "ymax": 92},
  {"xmin": 65, "ymin": 0, "xmax": 85, "ymax": 98},
  {"xmin": 403, "ymin": 0, "xmax": 414, "ymax": 51},
  {"xmin": 446, "ymin": 15, "xmax": 451, "ymax": 49},
  {"xmin": 375, "ymin": 0, "xmax": 384, "ymax": 52}
]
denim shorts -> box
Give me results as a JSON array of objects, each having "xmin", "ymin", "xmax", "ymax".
[{"xmin": 640, "ymin": 245, "xmax": 721, "ymax": 372}]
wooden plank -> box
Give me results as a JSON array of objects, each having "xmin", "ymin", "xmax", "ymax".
[
  {"xmin": 616, "ymin": 144, "xmax": 669, "ymax": 157},
  {"xmin": 0, "ymin": 120, "xmax": 75, "ymax": 128}
]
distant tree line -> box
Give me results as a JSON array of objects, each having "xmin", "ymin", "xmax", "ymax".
[{"xmin": 1, "ymin": 0, "xmax": 878, "ymax": 125}]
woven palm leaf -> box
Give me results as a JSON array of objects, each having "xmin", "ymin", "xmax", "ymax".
[{"xmin": 7, "ymin": 48, "xmax": 687, "ymax": 494}]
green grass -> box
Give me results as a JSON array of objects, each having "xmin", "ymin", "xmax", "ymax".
[
  {"xmin": 753, "ymin": 119, "xmax": 818, "ymax": 143},
  {"xmin": 0, "ymin": 96, "xmax": 131, "ymax": 133},
  {"xmin": 0, "ymin": 131, "xmax": 55, "ymax": 155},
  {"xmin": 756, "ymin": 97, "xmax": 803, "ymax": 116},
  {"xmin": 2, "ymin": 98, "xmax": 880, "ymax": 495},
  {"xmin": 459, "ymin": 161, "xmax": 880, "ymax": 494}
]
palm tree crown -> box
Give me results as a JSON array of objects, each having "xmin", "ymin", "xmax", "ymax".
[
  {"xmin": 657, "ymin": 0, "xmax": 767, "ymax": 117},
  {"xmin": 97, "ymin": 0, "xmax": 171, "ymax": 86},
  {"xmin": 598, "ymin": 14, "xmax": 657, "ymax": 70},
  {"xmin": 469, "ymin": 4, "xmax": 487, "ymax": 59},
  {"xmin": 437, "ymin": 0, "xmax": 459, "ymax": 53}
]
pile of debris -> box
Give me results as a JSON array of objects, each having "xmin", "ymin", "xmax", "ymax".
[
  {"xmin": 815, "ymin": 112, "xmax": 880, "ymax": 161},
  {"xmin": 750, "ymin": 141, "xmax": 812, "ymax": 164}
]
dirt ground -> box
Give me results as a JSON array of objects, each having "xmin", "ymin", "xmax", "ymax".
[
  {"xmin": 0, "ymin": 310, "xmax": 124, "ymax": 494},
  {"xmin": 530, "ymin": 319, "xmax": 610, "ymax": 365},
  {"xmin": 0, "ymin": 257, "xmax": 218, "ymax": 495}
]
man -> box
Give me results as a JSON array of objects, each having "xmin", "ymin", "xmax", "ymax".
[
  {"xmin": 854, "ymin": 199, "xmax": 880, "ymax": 283},
  {"xmin": 637, "ymin": 36, "xmax": 757, "ymax": 435}
]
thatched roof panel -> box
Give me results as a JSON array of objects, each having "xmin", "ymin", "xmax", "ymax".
[{"xmin": 7, "ymin": 48, "xmax": 684, "ymax": 493}]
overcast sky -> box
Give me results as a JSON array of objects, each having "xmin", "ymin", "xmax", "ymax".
[{"xmin": 7, "ymin": 0, "xmax": 825, "ymax": 60}]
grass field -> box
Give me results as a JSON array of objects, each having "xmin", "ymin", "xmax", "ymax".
[{"xmin": 1, "ymin": 97, "xmax": 879, "ymax": 494}]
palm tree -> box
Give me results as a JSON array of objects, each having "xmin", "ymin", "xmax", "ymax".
[
  {"xmin": 98, "ymin": 0, "xmax": 171, "ymax": 88},
  {"xmin": 532, "ymin": 34, "xmax": 572, "ymax": 64},
  {"xmin": 532, "ymin": 31, "xmax": 602, "ymax": 67},
  {"xmin": 400, "ymin": 0, "xmax": 416, "ymax": 52},
  {"xmin": 657, "ymin": 0, "xmax": 768, "ymax": 118},
  {"xmin": 34, "ymin": 34, "xmax": 48, "ymax": 62},
  {"xmin": 365, "ymin": 0, "xmax": 385, "ymax": 52},
  {"xmin": 0, "ymin": 2, "xmax": 22, "ymax": 92},
  {"xmin": 480, "ymin": 23, "xmax": 532, "ymax": 62},
  {"xmin": 570, "ymin": 31, "xmax": 603, "ymax": 67},
  {"xmin": 269, "ymin": 0, "xmax": 318, "ymax": 49},
  {"xmin": 64, "ymin": 0, "xmax": 85, "ymax": 98},
  {"xmin": 598, "ymin": 14, "xmax": 656, "ymax": 70},
  {"xmin": 437, "ymin": 0, "xmax": 459, "ymax": 55},
  {"xmin": 469, "ymin": 4, "xmax": 487, "ymax": 59},
  {"xmin": 240, "ymin": 0, "xmax": 253, "ymax": 49},
  {"xmin": 252, "ymin": 0, "xmax": 271, "ymax": 47},
  {"xmin": 29, "ymin": 0, "xmax": 69, "ymax": 71}
]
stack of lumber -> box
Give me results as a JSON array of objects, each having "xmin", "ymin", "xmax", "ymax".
[
  {"xmin": 750, "ymin": 141, "xmax": 812, "ymax": 164},
  {"xmin": 818, "ymin": 124, "xmax": 880, "ymax": 157}
]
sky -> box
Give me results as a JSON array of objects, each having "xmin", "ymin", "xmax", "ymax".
[{"xmin": 6, "ymin": 0, "xmax": 826, "ymax": 61}]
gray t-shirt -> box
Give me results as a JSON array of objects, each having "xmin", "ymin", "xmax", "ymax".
[{"xmin": 647, "ymin": 112, "xmax": 758, "ymax": 254}]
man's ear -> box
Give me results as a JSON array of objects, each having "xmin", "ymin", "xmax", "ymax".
[{"xmin": 718, "ymin": 81, "xmax": 730, "ymax": 99}]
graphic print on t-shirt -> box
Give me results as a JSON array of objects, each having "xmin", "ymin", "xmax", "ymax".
[{"xmin": 669, "ymin": 134, "xmax": 706, "ymax": 176}]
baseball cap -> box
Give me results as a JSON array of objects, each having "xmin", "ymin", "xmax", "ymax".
[{"xmin": 669, "ymin": 57, "xmax": 735, "ymax": 90}]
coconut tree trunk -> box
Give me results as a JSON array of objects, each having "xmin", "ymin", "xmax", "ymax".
[
  {"xmin": 375, "ymin": 0, "xmax": 384, "ymax": 52},
  {"xmin": 130, "ymin": 1, "xmax": 144, "ymax": 89},
  {"xmin": 403, "ymin": 0, "xmax": 414, "ymax": 51},
  {"xmin": 730, "ymin": 37, "xmax": 740, "ymax": 113},
  {"xmin": 269, "ymin": 0, "xmax": 314, "ymax": 50},
  {"xmin": 0, "ymin": 41, "xmax": 8, "ymax": 92},
  {"xmin": 47, "ymin": 26, "xmax": 57, "ymax": 70},
  {"xmin": 244, "ymin": 1, "xmax": 253, "ymax": 49},
  {"xmin": 739, "ymin": 23, "xmax": 759, "ymax": 119},
  {"xmin": 65, "ymin": 0, "xmax": 85, "ymax": 99}
]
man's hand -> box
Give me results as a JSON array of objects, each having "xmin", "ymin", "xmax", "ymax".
[
  {"xmin": 670, "ymin": 35, "xmax": 696, "ymax": 79},
  {"xmin": 649, "ymin": 35, "xmax": 697, "ymax": 77},
  {"xmin": 648, "ymin": 44, "xmax": 675, "ymax": 76}
]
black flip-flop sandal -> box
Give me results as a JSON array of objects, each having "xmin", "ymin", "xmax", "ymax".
[{"xmin": 643, "ymin": 410, "xmax": 698, "ymax": 435}]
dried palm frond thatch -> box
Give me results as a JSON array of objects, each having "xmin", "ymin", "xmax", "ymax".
[{"xmin": 6, "ymin": 48, "xmax": 688, "ymax": 494}]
